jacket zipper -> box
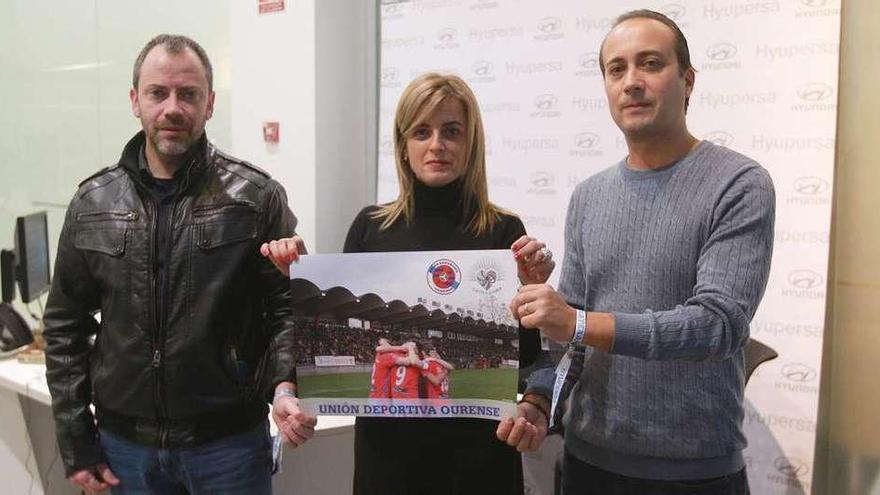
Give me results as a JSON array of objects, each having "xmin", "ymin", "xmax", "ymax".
[
  {"xmin": 76, "ymin": 210, "xmax": 139, "ymax": 222},
  {"xmin": 146, "ymin": 199, "xmax": 166, "ymax": 447},
  {"xmin": 229, "ymin": 344, "xmax": 241, "ymax": 390},
  {"xmin": 192, "ymin": 200, "xmax": 257, "ymax": 217},
  {"xmin": 147, "ymin": 156, "xmax": 197, "ymax": 449},
  {"xmin": 157, "ymin": 194, "xmax": 186, "ymax": 448}
]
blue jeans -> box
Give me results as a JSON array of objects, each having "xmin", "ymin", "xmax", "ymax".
[{"xmin": 98, "ymin": 421, "xmax": 272, "ymax": 495}]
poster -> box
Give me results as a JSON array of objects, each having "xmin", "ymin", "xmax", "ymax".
[{"xmin": 290, "ymin": 250, "xmax": 520, "ymax": 420}]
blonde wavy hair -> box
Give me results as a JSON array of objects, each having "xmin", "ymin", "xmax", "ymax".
[{"xmin": 371, "ymin": 72, "xmax": 510, "ymax": 236}]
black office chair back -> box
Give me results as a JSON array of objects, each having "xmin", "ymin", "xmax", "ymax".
[
  {"xmin": 0, "ymin": 303, "xmax": 33, "ymax": 352},
  {"xmin": 744, "ymin": 338, "xmax": 778, "ymax": 384}
]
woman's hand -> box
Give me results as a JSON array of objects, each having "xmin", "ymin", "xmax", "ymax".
[
  {"xmin": 511, "ymin": 235, "xmax": 555, "ymax": 285},
  {"xmin": 260, "ymin": 236, "xmax": 307, "ymax": 277}
]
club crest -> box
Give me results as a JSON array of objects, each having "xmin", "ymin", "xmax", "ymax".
[
  {"xmin": 477, "ymin": 269, "xmax": 497, "ymax": 291},
  {"xmin": 427, "ymin": 259, "xmax": 462, "ymax": 295},
  {"xmin": 469, "ymin": 258, "xmax": 505, "ymax": 295}
]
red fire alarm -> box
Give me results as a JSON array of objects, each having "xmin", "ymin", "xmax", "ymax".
[
  {"xmin": 258, "ymin": 0, "xmax": 284, "ymax": 14},
  {"xmin": 263, "ymin": 122, "xmax": 280, "ymax": 143}
]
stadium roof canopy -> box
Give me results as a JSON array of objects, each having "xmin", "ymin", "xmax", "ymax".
[{"xmin": 290, "ymin": 279, "xmax": 517, "ymax": 339}]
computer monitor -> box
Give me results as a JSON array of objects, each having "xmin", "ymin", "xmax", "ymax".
[{"xmin": 0, "ymin": 211, "xmax": 51, "ymax": 304}]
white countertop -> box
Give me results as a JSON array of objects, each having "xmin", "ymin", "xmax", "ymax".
[{"xmin": 0, "ymin": 357, "xmax": 51, "ymax": 405}]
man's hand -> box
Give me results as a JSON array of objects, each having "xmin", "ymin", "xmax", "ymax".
[
  {"xmin": 511, "ymin": 235, "xmax": 556, "ymax": 285},
  {"xmin": 68, "ymin": 463, "xmax": 120, "ymax": 493},
  {"xmin": 260, "ymin": 236, "xmax": 307, "ymax": 277},
  {"xmin": 272, "ymin": 383, "xmax": 317, "ymax": 447},
  {"xmin": 509, "ymin": 284, "xmax": 578, "ymax": 343},
  {"xmin": 496, "ymin": 399, "xmax": 548, "ymax": 452}
]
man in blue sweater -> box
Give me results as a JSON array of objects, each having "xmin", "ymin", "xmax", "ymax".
[{"xmin": 497, "ymin": 9, "xmax": 774, "ymax": 494}]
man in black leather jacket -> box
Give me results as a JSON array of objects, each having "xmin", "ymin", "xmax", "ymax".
[{"xmin": 44, "ymin": 34, "xmax": 315, "ymax": 494}]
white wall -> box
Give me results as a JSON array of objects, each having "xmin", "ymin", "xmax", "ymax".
[
  {"xmin": 230, "ymin": 0, "xmax": 378, "ymax": 253},
  {"xmin": 230, "ymin": 1, "xmax": 318, "ymax": 247},
  {"xmin": 0, "ymin": 0, "xmax": 231, "ymax": 317},
  {"xmin": 0, "ymin": 0, "xmax": 378, "ymax": 289},
  {"xmin": 315, "ymin": 0, "xmax": 379, "ymax": 253}
]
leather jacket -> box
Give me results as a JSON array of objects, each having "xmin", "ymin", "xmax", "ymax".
[{"xmin": 44, "ymin": 131, "xmax": 299, "ymax": 475}]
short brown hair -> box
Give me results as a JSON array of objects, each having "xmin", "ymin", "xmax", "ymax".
[
  {"xmin": 599, "ymin": 9, "xmax": 694, "ymax": 77},
  {"xmin": 132, "ymin": 34, "xmax": 213, "ymax": 91}
]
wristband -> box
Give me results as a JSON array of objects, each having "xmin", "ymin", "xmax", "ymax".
[
  {"xmin": 518, "ymin": 397, "xmax": 550, "ymax": 422},
  {"xmin": 274, "ymin": 389, "xmax": 297, "ymax": 401},
  {"xmin": 570, "ymin": 309, "xmax": 586, "ymax": 346}
]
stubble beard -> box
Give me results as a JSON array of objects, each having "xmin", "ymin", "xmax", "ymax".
[{"xmin": 152, "ymin": 133, "xmax": 192, "ymax": 157}]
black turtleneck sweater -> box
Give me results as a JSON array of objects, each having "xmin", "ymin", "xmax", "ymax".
[
  {"xmin": 344, "ymin": 179, "xmax": 528, "ymax": 252},
  {"xmin": 344, "ymin": 180, "xmax": 531, "ymax": 495}
]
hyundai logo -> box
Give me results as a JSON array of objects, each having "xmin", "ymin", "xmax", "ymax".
[
  {"xmin": 782, "ymin": 363, "xmax": 818, "ymax": 383},
  {"xmin": 707, "ymin": 42, "xmax": 737, "ymax": 61},
  {"xmin": 787, "ymin": 269, "xmax": 823, "ymax": 289},
  {"xmin": 574, "ymin": 132, "xmax": 600, "ymax": 149},
  {"xmin": 538, "ymin": 17, "xmax": 562, "ymax": 33},
  {"xmin": 530, "ymin": 172, "xmax": 554, "ymax": 188},
  {"xmin": 383, "ymin": 3, "xmax": 400, "ymax": 14},
  {"xmin": 704, "ymin": 131, "xmax": 734, "ymax": 147},
  {"xmin": 380, "ymin": 135, "xmax": 393, "ymax": 151},
  {"xmin": 798, "ymin": 83, "xmax": 833, "ymax": 102},
  {"xmin": 801, "ymin": 0, "xmax": 830, "ymax": 7},
  {"xmin": 793, "ymin": 176, "xmax": 830, "ymax": 196},
  {"xmin": 472, "ymin": 60, "xmax": 493, "ymax": 77},
  {"xmin": 660, "ymin": 3, "xmax": 686, "ymax": 21},
  {"xmin": 578, "ymin": 52, "xmax": 600, "ymax": 70},
  {"xmin": 773, "ymin": 457, "xmax": 809, "ymax": 477},
  {"xmin": 381, "ymin": 67, "xmax": 399, "ymax": 83},
  {"xmin": 437, "ymin": 28, "xmax": 457, "ymax": 43},
  {"xmin": 534, "ymin": 94, "xmax": 558, "ymax": 110}
]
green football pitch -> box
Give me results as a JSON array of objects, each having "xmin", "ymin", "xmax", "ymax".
[{"xmin": 300, "ymin": 368, "xmax": 518, "ymax": 401}]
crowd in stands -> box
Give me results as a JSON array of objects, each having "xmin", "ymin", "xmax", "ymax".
[{"xmin": 291, "ymin": 318, "xmax": 515, "ymax": 368}]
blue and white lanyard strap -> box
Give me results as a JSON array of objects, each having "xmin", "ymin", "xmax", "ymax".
[
  {"xmin": 550, "ymin": 309, "xmax": 586, "ymax": 429},
  {"xmin": 271, "ymin": 433, "xmax": 284, "ymax": 474}
]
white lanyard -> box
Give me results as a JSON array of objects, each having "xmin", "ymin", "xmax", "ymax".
[{"xmin": 549, "ymin": 309, "xmax": 586, "ymax": 428}]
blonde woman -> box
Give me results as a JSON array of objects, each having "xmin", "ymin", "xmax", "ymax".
[{"xmin": 342, "ymin": 73, "xmax": 554, "ymax": 495}]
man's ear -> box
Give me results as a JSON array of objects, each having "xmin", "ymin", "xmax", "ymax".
[
  {"xmin": 684, "ymin": 68, "xmax": 695, "ymax": 99},
  {"xmin": 130, "ymin": 88, "xmax": 140, "ymax": 118},
  {"xmin": 205, "ymin": 90, "xmax": 216, "ymax": 121}
]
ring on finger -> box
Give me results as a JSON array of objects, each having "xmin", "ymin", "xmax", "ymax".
[{"xmin": 540, "ymin": 247, "xmax": 553, "ymax": 263}]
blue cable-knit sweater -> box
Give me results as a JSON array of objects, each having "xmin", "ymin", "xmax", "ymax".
[{"xmin": 526, "ymin": 140, "xmax": 775, "ymax": 480}]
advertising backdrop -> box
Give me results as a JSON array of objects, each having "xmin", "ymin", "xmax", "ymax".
[{"xmin": 378, "ymin": 1, "xmax": 840, "ymax": 492}]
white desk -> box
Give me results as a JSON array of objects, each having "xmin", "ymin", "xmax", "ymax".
[
  {"xmin": 0, "ymin": 358, "xmax": 69, "ymax": 494},
  {"xmin": 0, "ymin": 357, "xmax": 558, "ymax": 495},
  {"xmin": 0, "ymin": 358, "xmax": 51, "ymax": 403}
]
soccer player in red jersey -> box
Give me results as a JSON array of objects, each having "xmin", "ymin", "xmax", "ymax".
[
  {"xmin": 368, "ymin": 338, "xmax": 414, "ymax": 399},
  {"xmin": 423, "ymin": 349, "xmax": 455, "ymax": 399},
  {"xmin": 390, "ymin": 342, "xmax": 425, "ymax": 399}
]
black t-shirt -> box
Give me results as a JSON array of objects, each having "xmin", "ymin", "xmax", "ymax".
[{"xmin": 139, "ymin": 147, "xmax": 181, "ymax": 325}]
